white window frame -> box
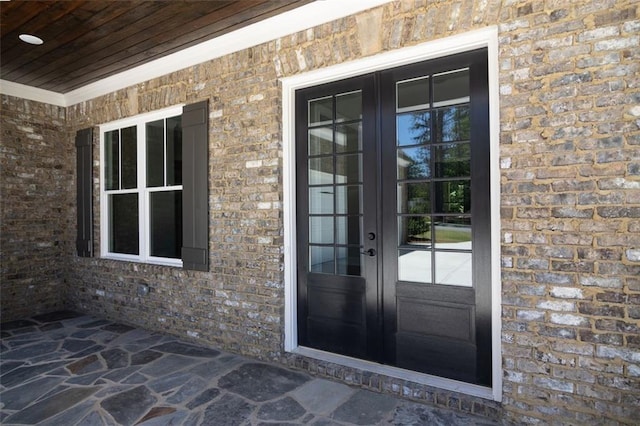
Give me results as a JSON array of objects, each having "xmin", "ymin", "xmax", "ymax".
[
  {"xmin": 100, "ymin": 105, "xmax": 185, "ymax": 267},
  {"xmin": 281, "ymin": 27, "xmax": 502, "ymax": 401}
]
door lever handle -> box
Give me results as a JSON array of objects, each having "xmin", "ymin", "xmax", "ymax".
[{"xmin": 361, "ymin": 248, "xmax": 376, "ymax": 257}]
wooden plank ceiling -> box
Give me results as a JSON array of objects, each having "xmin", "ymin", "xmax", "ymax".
[{"xmin": 0, "ymin": 0, "xmax": 313, "ymax": 93}]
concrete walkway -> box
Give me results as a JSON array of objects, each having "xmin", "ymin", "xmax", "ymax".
[{"xmin": 1, "ymin": 311, "xmax": 499, "ymax": 425}]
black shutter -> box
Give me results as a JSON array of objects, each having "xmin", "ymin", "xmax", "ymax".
[
  {"xmin": 182, "ymin": 100, "xmax": 209, "ymax": 271},
  {"xmin": 75, "ymin": 128, "xmax": 93, "ymax": 257}
]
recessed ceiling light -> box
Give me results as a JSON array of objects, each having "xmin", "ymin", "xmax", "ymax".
[{"xmin": 19, "ymin": 34, "xmax": 44, "ymax": 45}]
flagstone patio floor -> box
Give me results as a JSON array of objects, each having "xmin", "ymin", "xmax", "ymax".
[{"xmin": 0, "ymin": 311, "xmax": 499, "ymax": 425}]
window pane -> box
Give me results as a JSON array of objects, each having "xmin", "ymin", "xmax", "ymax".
[
  {"xmin": 435, "ymin": 105, "xmax": 470, "ymax": 143},
  {"xmin": 434, "ymin": 142, "xmax": 471, "ymax": 178},
  {"xmin": 109, "ymin": 193, "xmax": 139, "ymax": 255},
  {"xmin": 310, "ymin": 246, "xmax": 334, "ymax": 273},
  {"xmin": 397, "ymin": 112, "xmax": 430, "ymax": 146},
  {"xmin": 309, "ymin": 96, "xmax": 333, "ymax": 126},
  {"xmin": 398, "ymin": 248, "xmax": 431, "ymax": 283},
  {"xmin": 397, "ymin": 182, "xmax": 430, "ymax": 214},
  {"xmin": 337, "ymin": 246, "xmax": 361, "ymax": 276},
  {"xmin": 336, "ymin": 216, "xmax": 361, "ymax": 245},
  {"xmin": 121, "ymin": 126, "xmax": 137, "ymax": 189},
  {"xmin": 166, "ymin": 115, "xmax": 182, "ymax": 186},
  {"xmin": 309, "ymin": 157, "xmax": 333, "ymax": 185},
  {"xmin": 150, "ymin": 191, "xmax": 182, "ymax": 258},
  {"xmin": 397, "ymin": 77, "xmax": 430, "ymax": 111},
  {"xmin": 146, "ymin": 119, "xmax": 164, "ymax": 187},
  {"xmin": 433, "ymin": 216, "xmax": 472, "ymax": 250},
  {"xmin": 435, "ymin": 251, "xmax": 472, "ymax": 287},
  {"xmin": 335, "ymin": 185, "xmax": 361, "ymax": 215},
  {"xmin": 309, "ymin": 216, "xmax": 333, "ymax": 244},
  {"xmin": 434, "ymin": 180, "xmax": 471, "ymax": 214},
  {"xmin": 398, "ymin": 216, "xmax": 432, "ymax": 246},
  {"xmin": 335, "ymin": 123, "xmax": 362, "ymax": 153},
  {"xmin": 336, "ymin": 91, "xmax": 361, "ymax": 122},
  {"xmin": 433, "ymin": 69, "xmax": 469, "ymax": 107},
  {"xmin": 104, "ymin": 130, "xmax": 120, "ymax": 190},
  {"xmin": 335, "ymin": 154, "xmax": 361, "ymax": 184},
  {"xmin": 397, "ymin": 146, "xmax": 430, "ymax": 180},
  {"xmin": 309, "ymin": 127, "xmax": 333, "ymax": 156},
  {"xmin": 309, "ymin": 186, "xmax": 334, "ymax": 214}
]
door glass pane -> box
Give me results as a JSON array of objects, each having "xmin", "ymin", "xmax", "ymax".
[
  {"xmin": 104, "ymin": 130, "xmax": 120, "ymax": 190},
  {"xmin": 335, "ymin": 154, "xmax": 361, "ymax": 184},
  {"xmin": 309, "ymin": 157, "xmax": 333, "ymax": 185},
  {"xmin": 310, "ymin": 245, "xmax": 334, "ymax": 273},
  {"xmin": 309, "ymin": 127, "xmax": 333, "ymax": 155},
  {"xmin": 109, "ymin": 193, "xmax": 139, "ymax": 255},
  {"xmin": 433, "ymin": 68, "xmax": 469, "ymax": 107},
  {"xmin": 309, "ymin": 186, "xmax": 334, "ymax": 214},
  {"xmin": 337, "ymin": 247, "xmax": 361, "ymax": 276},
  {"xmin": 336, "ymin": 216, "xmax": 361, "ymax": 245},
  {"xmin": 166, "ymin": 115, "xmax": 182, "ymax": 186},
  {"xmin": 397, "ymin": 76, "xmax": 430, "ymax": 111},
  {"xmin": 435, "ymin": 105, "xmax": 470, "ymax": 143},
  {"xmin": 434, "ymin": 142, "xmax": 471, "ymax": 178},
  {"xmin": 310, "ymin": 216, "xmax": 333, "ymax": 244},
  {"xmin": 335, "ymin": 123, "xmax": 362, "ymax": 153},
  {"xmin": 397, "ymin": 147, "xmax": 430, "ymax": 180},
  {"xmin": 336, "ymin": 185, "xmax": 361, "ymax": 215},
  {"xmin": 398, "ymin": 248, "xmax": 431, "ymax": 283},
  {"xmin": 309, "ymin": 96, "xmax": 333, "ymax": 126},
  {"xmin": 397, "ymin": 112, "xmax": 430, "ymax": 146},
  {"xmin": 435, "ymin": 251, "xmax": 472, "ymax": 286},
  {"xmin": 121, "ymin": 126, "xmax": 137, "ymax": 189},
  {"xmin": 398, "ymin": 216, "xmax": 432, "ymax": 246},
  {"xmin": 336, "ymin": 91, "xmax": 362, "ymax": 122},
  {"xmin": 433, "ymin": 216, "xmax": 472, "ymax": 249},
  {"xmin": 434, "ymin": 180, "xmax": 471, "ymax": 214},
  {"xmin": 146, "ymin": 119, "xmax": 164, "ymax": 187},
  {"xmin": 397, "ymin": 182, "xmax": 430, "ymax": 214},
  {"xmin": 150, "ymin": 191, "xmax": 182, "ymax": 258}
]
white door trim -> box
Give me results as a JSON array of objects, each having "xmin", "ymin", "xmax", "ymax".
[{"xmin": 281, "ymin": 26, "xmax": 502, "ymax": 402}]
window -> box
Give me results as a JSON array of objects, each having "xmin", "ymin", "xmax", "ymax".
[{"xmin": 100, "ymin": 106, "xmax": 184, "ymax": 266}]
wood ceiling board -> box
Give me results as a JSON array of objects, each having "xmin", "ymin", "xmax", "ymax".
[
  {"xmin": 47, "ymin": 0, "xmax": 306, "ymax": 92},
  {"xmin": 0, "ymin": 0, "xmax": 314, "ymax": 93},
  {"xmin": 0, "ymin": 1, "xmax": 115, "ymax": 79},
  {"xmin": 8, "ymin": 1, "xmax": 193, "ymax": 88}
]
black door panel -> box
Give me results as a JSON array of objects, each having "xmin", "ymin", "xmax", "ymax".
[{"xmin": 296, "ymin": 49, "xmax": 491, "ymax": 386}]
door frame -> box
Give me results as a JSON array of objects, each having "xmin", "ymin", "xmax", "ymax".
[{"xmin": 281, "ymin": 26, "xmax": 502, "ymax": 401}]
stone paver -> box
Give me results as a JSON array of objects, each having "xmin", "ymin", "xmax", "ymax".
[{"xmin": 0, "ymin": 311, "xmax": 500, "ymax": 425}]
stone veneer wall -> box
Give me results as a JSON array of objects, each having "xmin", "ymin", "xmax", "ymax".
[
  {"xmin": 2, "ymin": 0, "xmax": 638, "ymax": 424},
  {"xmin": 1, "ymin": 96, "xmax": 73, "ymax": 319}
]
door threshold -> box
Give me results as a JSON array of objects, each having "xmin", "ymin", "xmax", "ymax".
[{"xmin": 291, "ymin": 346, "xmax": 495, "ymax": 400}]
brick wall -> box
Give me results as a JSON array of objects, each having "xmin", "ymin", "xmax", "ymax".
[
  {"xmin": 3, "ymin": 0, "xmax": 639, "ymax": 424},
  {"xmin": 0, "ymin": 96, "xmax": 73, "ymax": 320},
  {"xmin": 497, "ymin": 1, "xmax": 639, "ymax": 423}
]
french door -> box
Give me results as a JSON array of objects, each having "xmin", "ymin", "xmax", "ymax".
[{"xmin": 296, "ymin": 49, "xmax": 491, "ymax": 386}]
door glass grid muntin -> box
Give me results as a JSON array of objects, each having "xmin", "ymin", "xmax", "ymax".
[
  {"xmin": 396, "ymin": 68, "xmax": 473, "ymax": 287},
  {"xmin": 308, "ymin": 91, "xmax": 364, "ymax": 276}
]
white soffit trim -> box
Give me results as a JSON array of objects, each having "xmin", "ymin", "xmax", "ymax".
[
  {"xmin": 0, "ymin": 80, "xmax": 66, "ymax": 106},
  {"xmin": 0, "ymin": 0, "xmax": 392, "ymax": 108}
]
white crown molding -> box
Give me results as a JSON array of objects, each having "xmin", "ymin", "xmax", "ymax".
[
  {"xmin": 0, "ymin": 80, "xmax": 66, "ymax": 107},
  {"xmin": 1, "ymin": 0, "xmax": 392, "ymax": 108}
]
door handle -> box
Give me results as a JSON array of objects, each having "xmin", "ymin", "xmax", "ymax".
[{"xmin": 361, "ymin": 248, "xmax": 376, "ymax": 257}]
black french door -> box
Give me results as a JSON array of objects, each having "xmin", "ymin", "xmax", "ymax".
[{"xmin": 296, "ymin": 49, "xmax": 491, "ymax": 386}]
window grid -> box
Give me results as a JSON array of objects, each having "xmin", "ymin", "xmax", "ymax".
[
  {"xmin": 396, "ymin": 68, "xmax": 472, "ymax": 286},
  {"xmin": 100, "ymin": 106, "xmax": 183, "ymax": 266}
]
